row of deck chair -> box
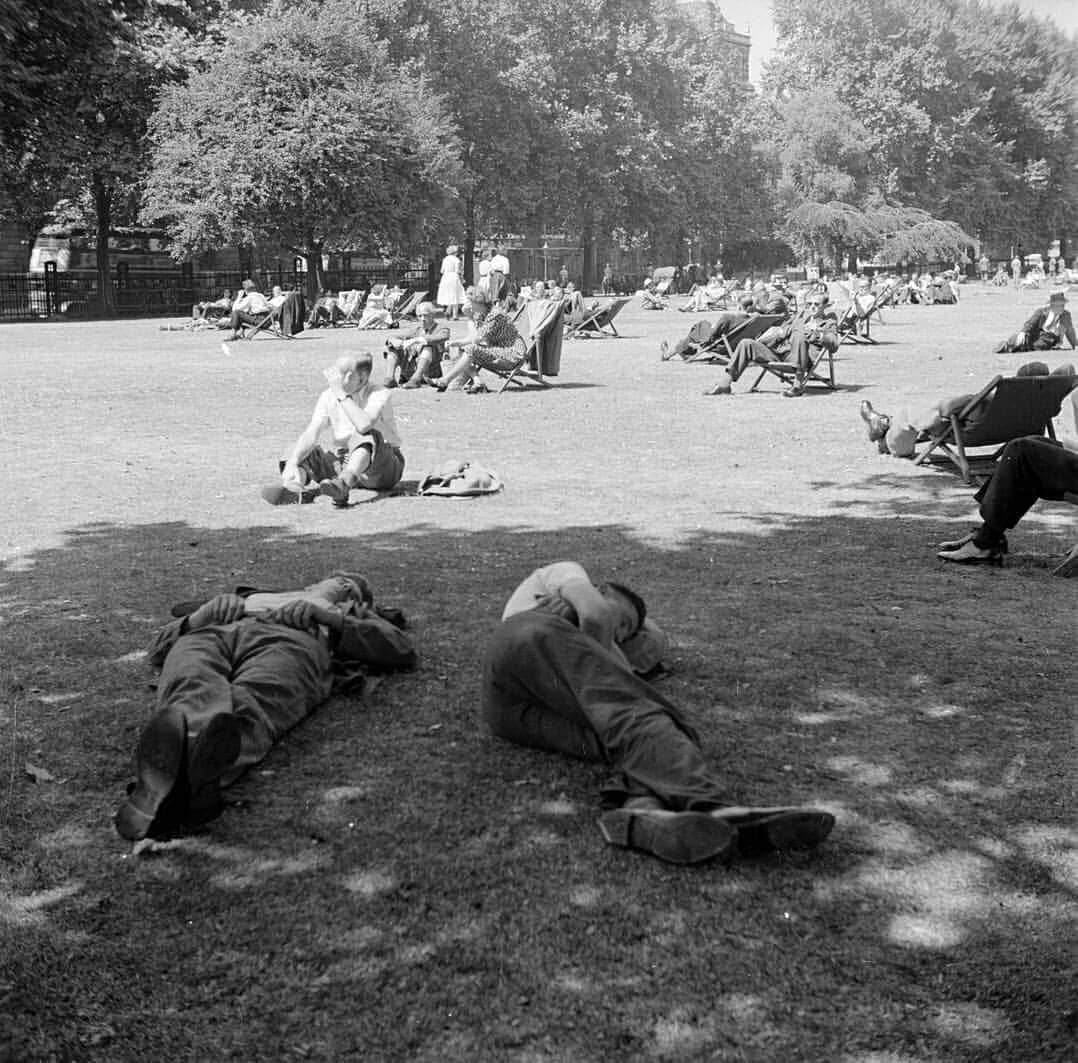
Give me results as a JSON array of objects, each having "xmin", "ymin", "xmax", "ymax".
[{"xmin": 685, "ymin": 313, "xmax": 838, "ymax": 395}]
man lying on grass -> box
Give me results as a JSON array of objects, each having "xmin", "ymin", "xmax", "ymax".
[
  {"xmin": 482, "ymin": 561, "xmax": 835, "ymax": 865},
  {"xmin": 115, "ymin": 573, "xmax": 415, "ymax": 842}
]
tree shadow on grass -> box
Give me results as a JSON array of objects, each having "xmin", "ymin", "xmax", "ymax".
[{"xmin": 1, "ymin": 515, "xmax": 1075, "ymax": 1062}]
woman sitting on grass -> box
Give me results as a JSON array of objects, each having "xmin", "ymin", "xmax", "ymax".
[{"xmin": 437, "ymin": 289, "xmax": 526, "ymax": 394}]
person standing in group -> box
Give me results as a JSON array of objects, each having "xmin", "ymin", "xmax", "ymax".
[
  {"xmin": 437, "ymin": 243, "xmax": 466, "ymax": 320},
  {"xmin": 476, "ymin": 248, "xmax": 492, "ymax": 299},
  {"xmin": 1012, "ymin": 254, "xmax": 1023, "ymax": 287},
  {"xmin": 489, "ymin": 245, "xmax": 511, "ymax": 306}
]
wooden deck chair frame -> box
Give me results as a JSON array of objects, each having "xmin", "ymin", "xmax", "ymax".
[
  {"xmin": 336, "ymin": 289, "xmax": 364, "ymax": 325},
  {"xmin": 695, "ymin": 312, "xmax": 789, "ymax": 365},
  {"xmin": 749, "ymin": 340, "xmax": 837, "ymax": 394},
  {"xmin": 392, "ymin": 290, "xmax": 424, "ymax": 320},
  {"xmin": 838, "ymin": 292, "xmax": 883, "ymax": 345},
  {"xmin": 242, "ymin": 302, "xmax": 294, "ymax": 341},
  {"xmin": 495, "ymin": 299, "xmax": 566, "ymax": 391},
  {"xmin": 566, "ymin": 296, "xmax": 630, "ymax": 338},
  {"xmin": 913, "ymin": 374, "xmax": 1078, "ymax": 483}
]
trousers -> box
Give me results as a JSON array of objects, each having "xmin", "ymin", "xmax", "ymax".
[
  {"xmin": 481, "ymin": 610, "xmax": 727, "ymax": 810},
  {"xmin": 975, "ymin": 435, "xmax": 1078, "ymax": 539},
  {"xmin": 157, "ymin": 620, "xmax": 334, "ymax": 784}
]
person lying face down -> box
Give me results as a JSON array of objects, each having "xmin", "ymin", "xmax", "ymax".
[{"xmin": 115, "ymin": 572, "xmax": 416, "ymax": 842}]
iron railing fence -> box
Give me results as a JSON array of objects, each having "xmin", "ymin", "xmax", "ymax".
[{"xmin": 0, "ymin": 267, "xmax": 433, "ymax": 322}]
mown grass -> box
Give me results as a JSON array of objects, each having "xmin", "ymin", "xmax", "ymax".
[{"xmin": 1, "ymin": 285, "xmax": 1076, "ymax": 1061}]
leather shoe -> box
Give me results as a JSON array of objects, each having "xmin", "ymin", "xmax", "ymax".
[
  {"xmin": 599, "ymin": 807, "xmax": 736, "ymax": 865},
  {"xmin": 782, "ymin": 381, "xmax": 806, "ymax": 398},
  {"xmin": 711, "ymin": 806, "xmax": 835, "ymax": 856},
  {"xmin": 318, "ymin": 477, "xmax": 351, "ymax": 503},
  {"xmin": 115, "ymin": 707, "xmax": 187, "ymax": 841},
  {"xmin": 185, "ymin": 714, "xmax": 243, "ymax": 826},
  {"xmin": 859, "ymin": 400, "xmax": 892, "ymax": 442},
  {"xmin": 937, "ymin": 540, "xmax": 1003, "ymax": 566},
  {"xmin": 261, "ymin": 484, "xmax": 318, "ymax": 506},
  {"xmin": 937, "ymin": 530, "xmax": 1008, "ymax": 554}
]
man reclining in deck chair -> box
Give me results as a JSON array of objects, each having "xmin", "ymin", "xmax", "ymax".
[
  {"xmin": 932, "ymin": 435, "xmax": 1078, "ymax": 573},
  {"xmin": 678, "ymin": 274, "xmax": 728, "ymax": 313},
  {"xmin": 226, "ymin": 279, "xmax": 271, "ymax": 339},
  {"xmin": 996, "ymin": 290, "xmax": 1077, "ymax": 353},
  {"xmin": 661, "ymin": 293, "xmax": 779, "ymax": 362},
  {"xmin": 857, "ymin": 361, "xmax": 1077, "ymax": 458},
  {"xmin": 705, "ymin": 292, "xmax": 836, "ymax": 397},
  {"xmin": 307, "ymin": 289, "xmax": 343, "ymax": 329}
]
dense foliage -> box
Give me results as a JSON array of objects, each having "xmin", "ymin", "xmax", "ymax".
[
  {"xmin": 0, "ymin": 0, "xmax": 1074, "ymax": 300},
  {"xmin": 765, "ymin": 0, "xmax": 1078, "ymax": 265}
]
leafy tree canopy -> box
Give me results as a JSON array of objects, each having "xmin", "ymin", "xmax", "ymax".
[{"xmin": 140, "ymin": 0, "xmax": 463, "ymax": 278}]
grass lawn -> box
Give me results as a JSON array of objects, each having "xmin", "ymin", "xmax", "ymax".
[{"xmin": 1, "ymin": 283, "xmax": 1076, "ymax": 1062}]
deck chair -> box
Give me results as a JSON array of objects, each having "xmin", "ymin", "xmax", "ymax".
[
  {"xmin": 337, "ymin": 289, "xmax": 363, "ymax": 325},
  {"xmin": 392, "ymin": 289, "xmax": 423, "ymax": 321},
  {"xmin": 566, "ymin": 296, "xmax": 630, "ymax": 338},
  {"xmin": 837, "ymin": 290, "xmax": 884, "ymax": 345},
  {"xmin": 749, "ymin": 332, "xmax": 838, "ymax": 394},
  {"xmin": 913, "ymin": 373, "xmax": 1078, "ymax": 483},
  {"xmin": 641, "ymin": 266, "xmax": 676, "ymax": 310},
  {"xmin": 696, "ymin": 312, "xmax": 789, "ymax": 364},
  {"xmin": 492, "ymin": 299, "xmax": 565, "ymax": 392},
  {"xmin": 242, "ymin": 291, "xmax": 304, "ymax": 340}
]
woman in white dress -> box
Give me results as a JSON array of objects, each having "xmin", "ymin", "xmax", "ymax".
[{"xmin": 437, "ymin": 244, "xmax": 466, "ymax": 320}]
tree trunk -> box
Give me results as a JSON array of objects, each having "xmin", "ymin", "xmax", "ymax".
[
  {"xmin": 580, "ymin": 205, "xmax": 595, "ymax": 294},
  {"xmin": 92, "ymin": 175, "xmax": 114, "ymax": 317},
  {"xmin": 305, "ymin": 243, "xmax": 323, "ymax": 302},
  {"xmin": 463, "ymin": 194, "xmax": 476, "ymax": 287}
]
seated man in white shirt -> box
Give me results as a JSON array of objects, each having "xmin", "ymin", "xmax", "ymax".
[
  {"xmin": 262, "ymin": 353, "xmax": 405, "ymax": 506},
  {"xmin": 227, "ymin": 279, "xmax": 272, "ymax": 339}
]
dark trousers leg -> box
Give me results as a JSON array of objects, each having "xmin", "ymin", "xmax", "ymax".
[
  {"xmin": 481, "ymin": 612, "xmax": 727, "ymax": 810},
  {"xmin": 974, "ymin": 435, "xmax": 1078, "ymax": 538},
  {"xmin": 728, "ymin": 338, "xmax": 780, "ymax": 382},
  {"xmin": 157, "ymin": 622, "xmax": 333, "ymax": 785}
]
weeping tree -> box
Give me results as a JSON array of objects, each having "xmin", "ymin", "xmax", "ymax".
[{"xmin": 141, "ymin": 0, "xmax": 462, "ymax": 297}]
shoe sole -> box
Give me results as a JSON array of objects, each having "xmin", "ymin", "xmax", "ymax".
[
  {"xmin": 187, "ymin": 714, "xmax": 243, "ymax": 793},
  {"xmin": 115, "ymin": 707, "xmax": 186, "ymax": 840},
  {"xmin": 599, "ymin": 809, "xmax": 735, "ymax": 865},
  {"xmin": 712, "ymin": 807, "xmax": 835, "ymax": 855},
  {"xmin": 937, "ymin": 534, "xmax": 1009, "ymax": 554},
  {"xmin": 759, "ymin": 810, "xmax": 835, "ymax": 851},
  {"xmin": 937, "ymin": 550, "xmax": 1003, "ymax": 567}
]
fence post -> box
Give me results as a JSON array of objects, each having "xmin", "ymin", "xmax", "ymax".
[{"xmin": 43, "ymin": 261, "xmax": 56, "ymax": 317}]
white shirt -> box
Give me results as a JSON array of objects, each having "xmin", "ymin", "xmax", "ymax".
[
  {"xmin": 502, "ymin": 561, "xmax": 591, "ymax": 619},
  {"xmin": 234, "ymin": 289, "xmax": 270, "ymax": 314},
  {"xmin": 308, "ymin": 382, "xmax": 401, "ymax": 450},
  {"xmin": 490, "ymin": 253, "xmax": 510, "ymax": 275},
  {"xmin": 478, "ymin": 259, "xmax": 491, "ymax": 278}
]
